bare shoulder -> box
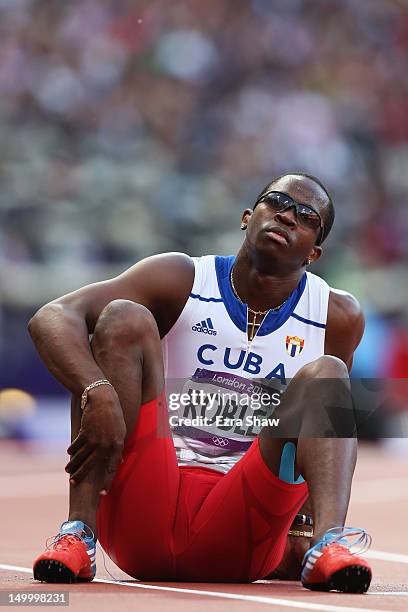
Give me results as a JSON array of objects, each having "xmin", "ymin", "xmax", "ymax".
[
  {"xmin": 325, "ymin": 289, "xmax": 365, "ymax": 370},
  {"xmin": 119, "ymin": 251, "xmax": 194, "ymax": 289},
  {"xmin": 125, "ymin": 251, "xmax": 194, "ymax": 275},
  {"xmin": 328, "ymin": 289, "xmax": 364, "ymax": 324}
]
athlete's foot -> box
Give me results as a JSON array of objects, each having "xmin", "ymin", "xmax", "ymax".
[
  {"xmin": 301, "ymin": 527, "xmax": 372, "ymax": 593},
  {"xmin": 33, "ymin": 521, "xmax": 96, "ymax": 583}
]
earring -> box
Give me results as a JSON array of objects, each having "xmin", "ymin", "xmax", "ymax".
[
  {"xmin": 241, "ymin": 224, "xmax": 247, "ymax": 230},
  {"xmin": 307, "ymin": 258, "xmax": 312, "ymax": 265}
]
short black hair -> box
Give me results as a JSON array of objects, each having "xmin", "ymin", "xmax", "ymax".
[{"xmin": 255, "ymin": 172, "xmax": 335, "ymax": 244}]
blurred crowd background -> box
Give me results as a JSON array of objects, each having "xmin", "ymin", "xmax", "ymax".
[{"xmin": 0, "ymin": 0, "xmax": 407, "ymax": 442}]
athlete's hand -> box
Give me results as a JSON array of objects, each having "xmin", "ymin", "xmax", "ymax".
[
  {"xmin": 65, "ymin": 385, "xmax": 127, "ymax": 494},
  {"xmin": 265, "ymin": 535, "xmax": 310, "ymax": 581}
]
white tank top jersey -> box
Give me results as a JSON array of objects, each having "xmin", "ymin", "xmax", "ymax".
[{"xmin": 161, "ymin": 255, "xmax": 331, "ymax": 473}]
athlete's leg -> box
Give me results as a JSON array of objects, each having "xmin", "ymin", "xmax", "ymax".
[
  {"xmin": 34, "ymin": 299, "xmax": 177, "ymax": 582},
  {"xmin": 67, "ymin": 299, "xmax": 165, "ymax": 534},
  {"xmin": 163, "ymin": 356, "xmax": 357, "ymax": 583},
  {"xmin": 259, "ymin": 355, "xmax": 357, "ymax": 571}
]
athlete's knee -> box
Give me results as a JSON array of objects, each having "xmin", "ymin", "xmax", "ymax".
[
  {"xmin": 295, "ymin": 355, "xmax": 349, "ymax": 380},
  {"xmin": 93, "ymin": 299, "xmax": 159, "ymax": 350}
]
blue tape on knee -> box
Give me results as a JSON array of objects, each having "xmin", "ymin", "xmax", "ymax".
[{"xmin": 278, "ymin": 442, "xmax": 305, "ymax": 484}]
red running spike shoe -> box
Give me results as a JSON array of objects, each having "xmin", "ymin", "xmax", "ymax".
[
  {"xmin": 301, "ymin": 527, "xmax": 372, "ymax": 593},
  {"xmin": 33, "ymin": 521, "xmax": 96, "ymax": 583}
]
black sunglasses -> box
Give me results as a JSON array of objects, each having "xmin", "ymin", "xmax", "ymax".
[{"xmin": 254, "ymin": 191, "xmax": 324, "ymax": 245}]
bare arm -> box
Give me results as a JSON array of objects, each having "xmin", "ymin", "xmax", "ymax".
[
  {"xmin": 28, "ymin": 252, "xmax": 194, "ymax": 397},
  {"xmin": 325, "ymin": 289, "xmax": 365, "ymax": 371}
]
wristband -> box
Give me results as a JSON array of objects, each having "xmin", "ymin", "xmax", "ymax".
[
  {"xmin": 81, "ymin": 379, "xmax": 113, "ymax": 410},
  {"xmin": 288, "ymin": 529, "xmax": 314, "ymax": 538},
  {"xmin": 288, "ymin": 513, "xmax": 314, "ymax": 537},
  {"xmin": 293, "ymin": 513, "xmax": 313, "ymax": 527}
]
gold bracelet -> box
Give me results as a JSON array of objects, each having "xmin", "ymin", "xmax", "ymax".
[
  {"xmin": 288, "ymin": 529, "xmax": 314, "ymax": 538},
  {"xmin": 81, "ymin": 379, "xmax": 113, "ymax": 410}
]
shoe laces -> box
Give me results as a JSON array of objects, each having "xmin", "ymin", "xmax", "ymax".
[
  {"xmin": 303, "ymin": 527, "xmax": 372, "ymax": 565},
  {"xmin": 46, "ymin": 522, "xmax": 95, "ymax": 550},
  {"xmin": 46, "ymin": 534, "xmax": 83, "ymax": 552},
  {"xmin": 97, "ymin": 542, "xmax": 122, "ymax": 582}
]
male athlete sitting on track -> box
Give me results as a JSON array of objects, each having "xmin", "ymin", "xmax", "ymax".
[{"xmin": 29, "ymin": 172, "xmax": 372, "ymax": 592}]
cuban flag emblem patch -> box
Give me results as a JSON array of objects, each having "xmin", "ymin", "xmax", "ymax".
[{"xmin": 286, "ymin": 335, "xmax": 304, "ymax": 357}]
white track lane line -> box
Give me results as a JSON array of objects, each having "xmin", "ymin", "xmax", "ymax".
[
  {"xmin": 367, "ymin": 593, "xmax": 408, "ymax": 596},
  {"xmin": 0, "ymin": 564, "xmax": 394, "ymax": 612},
  {"xmin": 365, "ymin": 550, "xmax": 408, "ymax": 564}
]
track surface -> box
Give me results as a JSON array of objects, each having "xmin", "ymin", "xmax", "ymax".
[{"xmin": 0, "ymin": 441, "xmax": 407, "ymax": 611}]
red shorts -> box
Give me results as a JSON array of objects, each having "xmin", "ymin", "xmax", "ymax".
[{"xmin": 97, "ymin": 392, "xmax": 308, "ymax": 582}]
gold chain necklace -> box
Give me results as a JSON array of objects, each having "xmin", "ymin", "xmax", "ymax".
[{"xmin": 230, "ymin": 267, "xmax": 288, "ymax": 341}]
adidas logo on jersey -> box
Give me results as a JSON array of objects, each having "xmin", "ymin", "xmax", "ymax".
[{"xmin": 192, "ymin": 318, "xmax": 217, "ymax": 336}]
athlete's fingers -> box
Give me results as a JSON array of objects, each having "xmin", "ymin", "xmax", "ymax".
[
  {"xmin": 67, "ymin": 431, "xmax": 87, "ymax": 455},
  {"xmin": 65, "ymin": 445, "xmax": 93, "ymax": 475},
  {"xmin": 69, "ymin": 451, "xmax": 99, "ymax": 485},
  {"xmin": 99, "ymin": 449, "xmax": 123, "ymax": 495}
]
